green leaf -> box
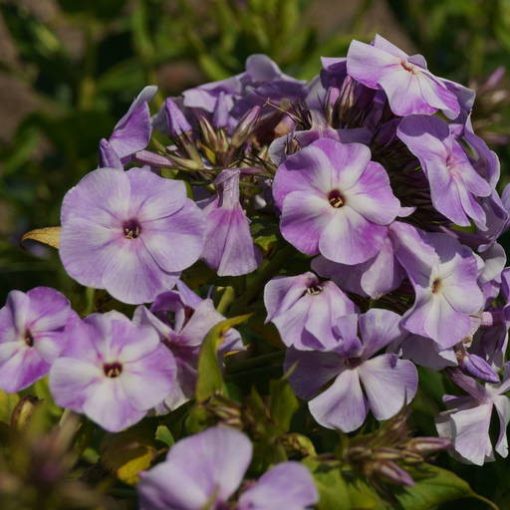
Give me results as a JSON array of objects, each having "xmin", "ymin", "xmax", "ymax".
[
  {"xmin": 100, "ymin": 422, "xmax": 158, "ymax": 485},
  {"xmin": 0, "ymin": 389, "xmax": 19, "ymax": 424},
  {"xmin": 195, "ymin": 314, "xmax": 251, "ymax": 402},
  {"xmin": 155, "ymin": 425, "xmax": 175, "ymax": 448},
  {"xmin": 303, "ymin": 458, "xmax": 351, "ymax": 510},
  {"xmin": 396, "ymin": 465, "xmax": 499, "ymax": 510},
  {"xmin": 268, "ymin": 377, "xmax": 298, "ymax": 435},
  {"xmin": 346, "ymin": 479, "xmax": 387, "ymax": 510}
]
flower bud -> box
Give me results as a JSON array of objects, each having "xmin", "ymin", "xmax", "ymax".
[
  {"xmin": 231, "ymin": 106, "xmax": 261, "ymax": 148},
  {"xmin": 459, "ymin": 353, "xmax": 499, "ymax": 383},
  {"xmin": 10, "ymin": 396, "xmax": 39, "ymax": 431},
  {"xmin": 406, "ymin": 436, "xmax": 451, "ymax": 455},
  {"xmin": 134, "ymin": 150, "xmax": 173, "ymax": 168},
  {"xmin": 375, "ymin": 461, "xmax": 414, "ymax": 487},
  {"xmin": 162, "ymin": 98, "xmax": 192, "ymax": 137}
]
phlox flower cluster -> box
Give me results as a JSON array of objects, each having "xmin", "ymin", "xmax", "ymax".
[{"xmin": 2, "ymin": 34, "xmax": 510, "ymax": 507}]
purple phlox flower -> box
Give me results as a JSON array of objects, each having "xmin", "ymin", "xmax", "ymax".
[
  {"xmin": 273, "ymin": 138, "xmax": 400, "ymax": 264},
  {"xmin": 391, "ymin": 222, "xmax": 483, "ymax": 348},
  {"xmin": 133, "ymin": 281, "xmax": 242, "ymax": 411},
  {"xmin": 138, "ymin": 426, "xmax": 318, "ymax": 510},
  {"xmin": 398, "ymin": 334, "xmax": 457, "ymax": 371},
  {"xmin": 457, "ymin": 348, "xmax": 499, "ymax": 383},
  {"xmin": 397, "ymin": 115, "xmax": 492, "ymax": 228},
  {"xmin": 60, "ymin": 167, "xmax": 205, "ymax": 305},
  {"xmin": 99, "ymin": 86, "xmax": 157, "ymax": 169},
  {"xmin": 476, "ymin": 242, "xmax": 506, "ymax": 301},
  {"xmin": 264, "ymin": 271, "xmax": 357, "ymax": 350},
  {"xmin": 470, "ymin": 265, "xmax": 510, "ymax": 368},
  {"xmin": 498, "ymin": 182, "xmax": 510, "ymax": 235},
  {"xmin": 237, "ymin": 461, "xmax": 317, "ymax": 510},
  {"xmin": 233, "ymin": 54, "xmax": 307, "ymax": 117},
  {"xmin": 316, "ymin": 56, "xmax": 388, "ymax": 132},
  {"xmin": 452, "ymin": 189, "xmax": 510, "ymax": 249},
  {"xmin": 49, "ymin": 311, "xmax": 176, "ymax": 432},
  {"xmin": 286, "ymin": 309, "xmax": 417, "ymax": 432},
  {"xmin": 202, "ymin": 169, "xmax": 258, "ymax": 277},
  {"xmin": 268, "ymin": 126, "xmax": 372, "ymax": 167},
  {"xmin": 319, "ymin": 57, "xmax": 347, "ymax": 109},
  {"xmin": 312, "ymin": 221, "xmax": 406, "ymax": 299},
  {"xmin": 0, "ymin": 287, "xmax": 74, "ymax": 392},
  {"xmin": 436, "ymin": 368, "xmax": 510, "ymax": 465},
  {"xmin": 133, "ymin": 150, "xmax": 174, "ymax": 169},
  {"xmin": 462, "ymin": 118, "xmax": 500, "ymax": 187},
  {"xmin": 153, "ymin": 97, "xmax": 192, "ymax": 138},
  {"xmin": 181, "ymin": 55, "xmax": 306, "ymax": 132},
  {"xmin": 346, "ymin": 34, "xmax": 460, "ymax": 118},
  {"xmin": 183, "ymin": 74, "xmax": 241, "ymax": 116},
  {"xmin": 442, "ymin": 78, "xmax": 476, "ymax": 123}
]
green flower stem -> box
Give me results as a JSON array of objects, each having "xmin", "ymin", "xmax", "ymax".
[
  {"xmin": 216, "ymin": 286, "xmax": 236, "ymax": 315},
  {"xmin": 230, "ymin": 244, "xmax": 293, "ymax": 315}
]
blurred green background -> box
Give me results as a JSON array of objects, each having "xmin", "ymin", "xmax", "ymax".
[{"xmin": 1, "ymin": 0, "xmax": 510, "ymax": 302}]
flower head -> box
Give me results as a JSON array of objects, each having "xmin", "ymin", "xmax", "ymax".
[
  {"xmin": 202, "ymin": 169, "xmax": 258, "ymax": 276},
  {"xmin": 287, "ymin": 309, "xmax": 417, "ymax": 432},
  {"xmin": 60, "ymin": 167, "xmax": 205, "ymax": 304},
  {"xmin": 273, "ymin": 138, "xmax": 400, "ymax": 264},
  {"xmin": 49, "ymin": 311, "xmax": 176, "ymax": 432},
  {"xmin": 346, "ymin": 35, "xmax": 460, "ymax": 118},
  {"xmin": 138, "ymin": 426, "xmax": 317, "ymax": 510},
  {"xmin": 99, "ymin": 86, "xmax": 157, "ymax": 169},
  {"xmin": 0, "ymin": 287, "xmax": 74, "ymax": 392},
  {"xmin": 264, "ymin": 271, "xmax": 356, "ymax": 350},
  {"xmin": 436, "ymin": 369, "xmax": 510, "ymax": 465},
  {"xmin": 397, "ymin": 115, "xmax": 492, "ymax": 228},
  {"xmin": 391, "ymin": 223, "xmax": 483, "ymax": 348},
  {"xmin": 133, "ymin": 282, "xmax": 242, "ymax": 411}
]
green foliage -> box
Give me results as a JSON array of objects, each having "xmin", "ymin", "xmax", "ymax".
[
  {"xmin": 100, "ymin": 422, "xmax": 159, "ymax": 485},
  {"xmin": 195, "ymin": 314, "xmax": 252, "ymax": 402},
  {"xmin": 304, "ymin": 458, "xmax": 354, "ymax": 510},
  {"xmin": 396, "ymin": 465, "xmax": 499, "ymax": 510}
]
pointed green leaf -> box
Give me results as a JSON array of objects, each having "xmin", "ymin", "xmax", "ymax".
[
  {"xmin": 268, "ymin": 377, "xmax": 298, "ymax": 435},
  {"xmin": 396, "ymin": 465, "xmax": 499, "ymax": 510},
  {"xmin": 303, "ymin": 458, "xmax": 351, "ymax": 510},
  {"xmin": 196, "ymin": 314, "xmax": 251, "ymax": 402}
]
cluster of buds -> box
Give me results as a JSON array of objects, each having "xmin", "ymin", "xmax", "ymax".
[{"xmin": 344, "ymin": 412, "xmax": 451, "ymax": 488}]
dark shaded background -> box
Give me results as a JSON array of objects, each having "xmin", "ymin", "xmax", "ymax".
[{"xmin": 1, "ymin": 1, "xmax": 510, "ymax": 507}]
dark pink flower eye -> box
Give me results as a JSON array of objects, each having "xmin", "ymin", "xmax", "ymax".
[
  {"xmin": 122, "ymin": 219, "xmax": 142, "ymax": 239},
  {"xmin": 103, "ymin": 362, "xmax": 123, "ymax": 378}
]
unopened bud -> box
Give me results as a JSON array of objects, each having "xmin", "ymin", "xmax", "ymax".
[
  {"xmin": 231, "ymin": 106, "xmax": 261, "ymax": 147},
  {"xmin": 280, "ymin": 433, "xmax": 317, "ymax": 457},
  {"xmin": 135, "ymin": 150, "xmax": 173, "ymax": 168},
  {"xmin": 11, "ymin": 395, "xmax": 39, "ymax": 430},
  {"xmin": 199, "ymin": 116, "xmax": 218, "ymax": 148},
  {"xmin": 346, "ymin": 446, "xmax": 372, "ymax": 462},
  {"xmin": 400, "ymin": 450, "xmax": 424, "ymax": 465},
  {"xmin": 212, "ymin": 92, "xmax": 233, "ymax": 130},
  {"xmin": 375, "ymin": 460, "xmax": 414, "ymax": 487},
  {"xmin": 373, "ymin": 447, "xmax": 402, "ymax": 461},
  {"xmin": 406, "ymin": 436, "xmax": 451, "ymax": 455},
  {"xmin": 459, "ymin": 352, "xmax": 499, "ymax": 383},
  {"xmin": 205, "ymin": 395, "xmax": 242, "ymax": 429},
  {"xmin": 162, "ymin": 98, "xmax": 192, "ymax": 137},
  {"xmin": 167, "ymin": 154, "xmax": 204, "ymax": 171}
]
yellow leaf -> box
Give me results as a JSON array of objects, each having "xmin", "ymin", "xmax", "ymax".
[
  {"xmin": 116, "ymin": 447, "xmax": 156, "ymax": 485},
  {"xmin": 21, "ymin": 226, "xmax": 61, "ymax": 249},
  {"xmin": 100, "ymin": 424, "xmax": 158, "ymax": 485}
]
